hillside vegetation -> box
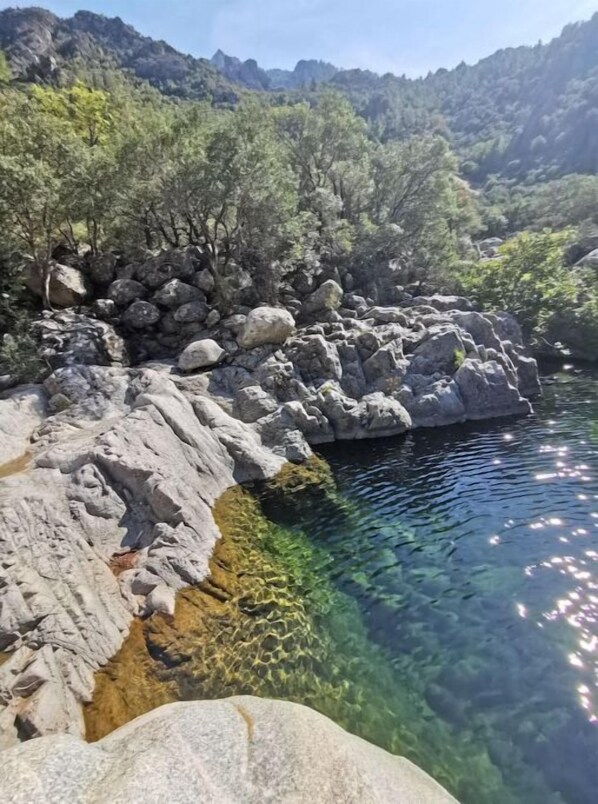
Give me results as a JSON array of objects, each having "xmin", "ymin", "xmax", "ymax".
[{"xmin": 1, "ymin": 6, "xmax": 598, "ymax": 371}]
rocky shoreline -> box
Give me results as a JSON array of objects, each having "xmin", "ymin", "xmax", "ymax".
[{"xmin": 0, "ymin": 253, "xmax": 540, "ymax": 799}]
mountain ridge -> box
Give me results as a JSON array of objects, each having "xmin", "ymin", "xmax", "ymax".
[{"xmin": 2, "ymin": 6, "xmax": 598, "ymax": 180}]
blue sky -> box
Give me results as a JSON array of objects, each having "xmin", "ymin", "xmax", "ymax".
[{"xmin": 5, "ymin": 0, "xmax": 598, "ymax": 75}]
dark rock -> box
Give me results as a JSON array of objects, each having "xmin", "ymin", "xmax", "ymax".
[
  {"xmin": 173, "ymin": 301, "xmax": 209, "ymax": 324},
  {"xmin": 86, "ymin": 253, "xmax": 117, "ymax": 285},
  {"xmin": 153, "ymin": 280, "xmax": 204, "ymax": 309},
  {"xmin": 107, "ymin": 279, "xmax": 147, "ymax": 306},
  {"xmin": 121, "ymin": 301, "xmax": 161, "ymax": 330},
  {"xmin": 135, "ymin": 251, "xmax": 195, "ymax": 289}
]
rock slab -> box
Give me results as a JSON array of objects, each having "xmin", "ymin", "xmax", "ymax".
[{"xmin": 0, "ymin": 697, "xmax": 457, "ymax": 804}]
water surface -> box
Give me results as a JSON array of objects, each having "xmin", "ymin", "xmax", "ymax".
[
  {"xmin": 88, "ymin": 366, "xmax": 598, "ymax": 803},
  {"xmin": 258, "ymin": 365, "xmax": 598, "ymax": 804}
]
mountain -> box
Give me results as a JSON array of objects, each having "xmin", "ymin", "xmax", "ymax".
[
  {"xmin": 0, "ymin": 6, "xmax": 238, "ymax": 102},
  {"xmin": 2, "ymin": 6, "xmax": 598, "ymax": 181},
  {"xmin": 210, "ymin": 51, "xmax": 337, "ymax": 90}
]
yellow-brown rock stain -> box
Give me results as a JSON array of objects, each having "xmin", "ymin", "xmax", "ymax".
[{"xmin": 0, "ymin": 453, "xmax": 31, "ymax": 480}]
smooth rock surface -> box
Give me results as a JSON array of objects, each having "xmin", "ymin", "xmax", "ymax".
[
  {"xmin": 0, "ymin": 697, "xmax": 457, "ymax": 804},
  {"xmin": 178, "ymin": 340, "xmax": 226, "ymax": 372},
  {"xmin": 0, "ymin": 385, "xmax": 48, "ymax": 465},
  {"xmin": 237, "ymin": 307, "xmax": 296, "ymax": 349}
]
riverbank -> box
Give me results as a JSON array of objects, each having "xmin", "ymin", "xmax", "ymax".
[{"xmin": 0, "ymin": 293, "xmax": 542, "ymax": 800}]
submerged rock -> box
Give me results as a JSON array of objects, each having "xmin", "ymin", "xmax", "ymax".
[{"xmin": 0, "ymin": 698, "xmax": 456, "ymax": 803}]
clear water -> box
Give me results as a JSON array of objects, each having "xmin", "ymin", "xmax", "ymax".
[{"xmin": 256, "ymin": 366, "xmax": 598, "ymax": 804}]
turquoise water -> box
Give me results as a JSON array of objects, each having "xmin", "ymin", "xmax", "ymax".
[{"xmin": 257, "ymin": 366, "xmax": 598, "ymax": 804}]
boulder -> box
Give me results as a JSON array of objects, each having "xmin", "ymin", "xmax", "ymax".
[
  {"xmin": 153, "ymin": 279, "xmax": 203, "ymax": 309},
  {"xmin": 173, "ymin": 301, "xmax": 209, "ymax": 324},
  {"xmin": 178, "ymin": 340, "xmax": 226, "ymax": 372},
  {"xmin": 303, "ymin": 279, "xmax": 344, "ymax": 315},
  {"xmin": 27, "ymin": 264, "xmax": 89, "ymax": 308},
  {"xmin": 238, "ymin": 307, "xmax": 295, "ymax": 349},
  {"xmin": 135, "ymin": 251, "xmax": 195, "ymax": 289},
  {"xmin": 0, "ymin": 698, "xmax": 456, "ymax": 804},
  {"xmin": 107, "ymin": 278, "xmax": 147, "ymax": 306},
  {"xmin": 193, "ymin": 268, "xmax": 215, "ymax": 293},
  {"xmin": 33, "ymin": 312, "xmax": 128, "ymax": 369},
  {"xmin": 205, "ymin": 309, "xmax": 221, "ymax": 328},
  {"xmin": 91, "ymin": 298, "xmax": 118, "ymax": 320},
  {"xmin": 86, "ymin": 253, "xmax": 117, "ymax": 285},
  {"xmin": 121, "ymin": 301, "xmax": 161, "ymax": 330}
]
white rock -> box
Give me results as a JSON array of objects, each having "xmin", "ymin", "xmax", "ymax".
[
  {"xmin": 0, "ymin": 386, "xmax": 48, "ymax": 466},
  {"xmin": 178, "ymin": 340, "xmax": 226, "ymax": 371},
  {"xmin": 0, "ymin": 697, "xmax": 457, "ymax": 804},
  {"xmin": 238, "ymin": 307, "xmax": 295, "ymax": 349},
  {"xmin": 27, "ymin": 264, "xmax": 89, "ymax": 308}
]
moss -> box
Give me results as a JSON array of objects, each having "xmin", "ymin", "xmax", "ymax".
[{"xmin": 264, "ymin": 454, "xmax": 335, "ymax": 495}]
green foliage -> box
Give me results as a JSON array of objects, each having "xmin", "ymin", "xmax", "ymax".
[
  {"xmin": 454, "ymin": 349, "xmax": 466, "ymax": 369},
  {"xmin": 0, "ymin": 51, "xmax": 10, "ymax": 84},
  {"xmin": 462, "ymin": 230, "xmax": 577, "ymax": 338}
]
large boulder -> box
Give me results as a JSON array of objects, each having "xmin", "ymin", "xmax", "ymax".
[
  {"xmin": 33, "ymin": 312, "xmax": 128, "ymax": 369},
  {"xmin": 237, "ymin": 307, "xmax": 295, "ymax": 350},
  {"xmin": 27, "ymin": 264, "xmax": 89, "ymax": 308},
  {"xmin": 86, "ymin": 253, "xmax": 117, "ymax": 286},
  {"xmin": 178, "ymin": 340, "xmax": 226, "ymax": 372},
  {"xmin": 303, "ymin": 279, "xmax": 343, "ymax": 315},
  {"xmin": 0, "ymin": 697, "xmax": 456, "ymax": 804}
]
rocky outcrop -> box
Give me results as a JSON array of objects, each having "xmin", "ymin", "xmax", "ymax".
[
  {"xmin": 0, "ymin": 274, "xmax": 541, "ymax": 752},
  {"xmin": 0, "ymin": 697, "xmax": 456, "ymax": 803},
  {"xmin": 0, "ymin": 366, "xmax": 286, "ymax": 747},
  {"xmin": 209, "ymin": 298, "xmax": 540, "ymax": 444}
]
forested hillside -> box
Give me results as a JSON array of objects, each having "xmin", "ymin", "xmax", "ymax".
[{"xmin": 1, "ymin": 5, "xmax": 598, "ymax": 375}]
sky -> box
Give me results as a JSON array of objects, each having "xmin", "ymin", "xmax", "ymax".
[{"xmin": 4, "ymin": 0, "xmax": 598, "ymax": 76}]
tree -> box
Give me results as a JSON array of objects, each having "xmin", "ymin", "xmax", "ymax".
[
  {"xmin": 462, "ymin": 230, "xmax": 577, "ymax": 338},
  {"xmin": 0, "ymin": 89, "xmax": 86, "ymax": 305},
  {"xmin": 0, "ymin": 51, "xmax": 10, "ymax": 84}
]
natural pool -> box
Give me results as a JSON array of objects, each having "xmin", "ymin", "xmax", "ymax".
[{"xmin": 86, "ymin": 366, "xmax": 598, "ymax": 804}]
